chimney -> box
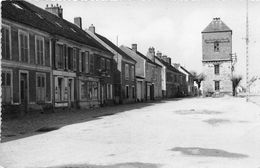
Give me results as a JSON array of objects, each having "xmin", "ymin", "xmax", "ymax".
[
  {"xmin": 89, "ymin": 24, "xmax": 95, "ymax": 33},
  {"xmin": 162, "ymin": 55, "xmax": 168, "ymax": 62},
  {"xmin": 74, "ymin": 17, "xmax": 82, "ymax": 29},
  {"xmin": 45, "ymin": 4, "xmax": 63, "ymax": 18},
  {"xmin": 167, "ymin": 57, "xmax": 171, "ymax": 65},
  {"xmin": 147, "ymin": 47, "xmax": 155, "ymax": 62},
  {"xmin": 132, "ymin": 44, "xmax": 137, "ymax": 52},
  {"xmin": 156, "ymin": 51, "xmax": 162, "ymax": 59},
  {"xmin": 173, "ymin": 63, "xmax": 180, "ymax": 69}
]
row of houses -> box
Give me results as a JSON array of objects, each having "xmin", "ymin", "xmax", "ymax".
[{"xmin": 1, "ymin": 1, "xmax": 195, "ymax": 117}]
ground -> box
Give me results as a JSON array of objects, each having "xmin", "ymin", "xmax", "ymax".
[{"xmin": 1, "ymin": 96, "xmax": 260, "ymax": 168}]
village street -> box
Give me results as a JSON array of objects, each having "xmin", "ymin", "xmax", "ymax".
[{"xmin": 1, "ymin": 97, "xmax": 260, "ymax": 168}]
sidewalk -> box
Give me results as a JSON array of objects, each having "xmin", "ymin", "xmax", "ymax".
[{"xmin": 1, "ymin": 101, "xmax": 163, "ymax": 142}]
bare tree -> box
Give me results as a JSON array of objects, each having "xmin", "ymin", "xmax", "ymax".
[
  {"xmin": 231, "ymin": 75, "xmax": 242, "ymax": 96},
  {"xmin": 190, "ymin": 71, "xmax": 205, "ymax": 95}
]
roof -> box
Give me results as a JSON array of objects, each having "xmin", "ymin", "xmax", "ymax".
[
  {"xmin": 133, "ymin": 49, "xmax": 162, "ymax": 67},
  {"xmin": 95, "ymin": 33, "xmax": 136, "ymax": 63},
  {"xmin": 2, "ymin": 1, "xmax": 112, "ymax": 54},
  {"xmin": 155, "ymin": 57, "xmax": 182, "ymax": 74},
  {"xmin": 202, "ymin": 18, "xmax": 232, "ymax": 33},
  {"xmin": 180, "ymin": 66, "xmax": 193, "ymax": 76}
]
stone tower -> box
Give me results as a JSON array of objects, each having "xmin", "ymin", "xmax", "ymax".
[{"xmin": 201, "ymin": 18, "xmax": 233, "ymax": 95}]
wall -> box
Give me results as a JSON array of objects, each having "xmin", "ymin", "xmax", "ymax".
[
  {"xmin": 202, "ymin": 31, "xmax": 232, "ymax": 61},
  {"xmin": 202, "ymin": 61, "xmax": 232, "ymax": 94}
]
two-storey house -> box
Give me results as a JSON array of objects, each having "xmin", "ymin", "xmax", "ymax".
[
  {"xmin": 2, "ymin": 1, "xmax": 53, "ymax": 117},
  {"xmin": 1, "ymin": 1, "xmax": 114, "ymax": 115},
  {"xmin": 121, "ymin": 44, "xmax": 162, "ymax": 101},
  {"xmin": 86, "ymin": 26, "xmax": 137, "ymax": 104}
]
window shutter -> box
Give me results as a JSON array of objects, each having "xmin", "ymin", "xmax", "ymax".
[
  {"xmin": 63, "ymin": 44, "xmax": 67, "ymax": 70},
  {"xmin": 79, "ymin": 52, "xmax": 82, "ymax": 72}
]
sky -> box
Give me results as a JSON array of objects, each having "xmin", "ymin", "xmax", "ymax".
[{"xmin": 31, "ymin": 0, "xmax": 260, "ymax": 83}]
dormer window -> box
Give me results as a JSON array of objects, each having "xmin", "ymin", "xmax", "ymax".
[
  {"xmin": 12, "ymin": 3, "xmax": 24, "ymax": 10},
  {"xmin": 55, "ymin": 22, "xmax": 62, "ymax": 27},
  {"xmin": 70, "ymin": 28, "xmax": 76, "ymax": 33},
  {"xmin": 214, "ymin": 41, "xmax": 219, "ymax": 52}
]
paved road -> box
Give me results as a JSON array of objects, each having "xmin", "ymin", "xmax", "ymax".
[{"xmin": 1, "ymin": 97, "xmax": 260, "ymax": 168}]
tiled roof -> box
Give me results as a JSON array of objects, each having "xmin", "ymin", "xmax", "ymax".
[
  {"xmin": 155, "ymin": 57, "xmax": 181, "ymax": 74},
  {"xmin": 202, "ymin": 18, "xmax": 232, "ymax": 33},
  {"xmin": 120, "ymin": 46, "xmax": 161, "ymax": 67},
  {"xmin": 95, "ymin": 33, "xmax": 136, "ymax": 63},
  {"xmin": 2, "ymin": 1, "xmax": 112, "ymax": 53},
  {"xmin": 134, "ymin": 50, "xmax": 162, "ymax": 68}
]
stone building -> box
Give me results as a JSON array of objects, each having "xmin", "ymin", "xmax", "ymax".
[
  {"xmin": 120, "ymin": 44, "xmax": 162, "ymax": 101},
  {"xmin": 1, "ymin": 1, "xmax": 114, "ymax": 118},
  {"xmin": 155, "ymin": 54, "xmax": 186, "ymax": 98},
  {"xmin": 201, "ymin": 18, "xmax": 233, "ymax": 96},
  {"xmin": 86, "ymin": 26, "xmax": 137, "ymax": 104}
]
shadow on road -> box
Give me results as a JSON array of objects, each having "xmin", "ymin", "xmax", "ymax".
[
  {"xmin": 171, "ymin": 147, "xmax": 248, "ymax": 158},
  {"xmin": 45, "ymin": 162, "xmax": 160, "ymax": 168},
  {"xmin": 2, "ymin": 99, "xmax": 182, "ymax": 142}
]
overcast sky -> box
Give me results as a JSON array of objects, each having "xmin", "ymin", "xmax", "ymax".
[{"xmin": 32, "ymin": 0, "xmax": 260, "ymax": 82}]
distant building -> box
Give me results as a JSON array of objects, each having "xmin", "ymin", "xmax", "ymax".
[
  {"xmin": 120, "ymin": 44, "xmax": 162, "ymax": 101},
  {"xmin": 86, "ymin": 26, "xmax": 137, "ymax": 104},
  {"xmin": 174, "ymin": 64, "xmax": 195, "ymax": 96},
  {"xmin": 201, "ymin": 18, "xmax": 233, "ymax": 96},
  {"xmin": 155, "ymin": 54, "xmax": 185, "ymax": 98}
]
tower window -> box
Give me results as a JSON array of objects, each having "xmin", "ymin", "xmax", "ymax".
[
  {"xmin": 214, "ymin": 64, "xmax": 220, "ymax": 75},
  {"xmin": 215, "ymin": 81, "xmax": 220, "ymax": 91},
  {"xmin": 214, "ymin": 41, "xmax": 219, "ymax": 52}
]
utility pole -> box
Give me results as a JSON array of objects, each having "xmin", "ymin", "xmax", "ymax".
[{"xmin": 246, "ymin": 0, "xmax": 249, "ymax": 102}]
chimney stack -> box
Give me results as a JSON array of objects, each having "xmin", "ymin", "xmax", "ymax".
[
  {"xmin": 74, "ymin": 17, "xmax": 82, "ymax": 29},
  {"xmin": 132, "ymin": 44, "xmax": 137, "ymax": 52},
  {"xmin": 156, "ymin": 51, "xmax": 162, "ymax": 59},
  {"xmin": 166, "ymin": 57, "xmax": 171, "ymax": 65},
  {"xmin": 89, "ymin": 24, "xmax": 95, "ymax": 33},
  {"xmin": 147, "ymin": 47, "xmax": 155, "ymax": 62},
  {"xmin": 162, "ymin": 55, "xmax": 168, "ymax": 62},
  {"xmin": 45, "ymin": 4, "xmax": 63, "ymax": 18},
  {"xmin": 173, "ymin": 63, "xmax": 180, "ymax": 69}
]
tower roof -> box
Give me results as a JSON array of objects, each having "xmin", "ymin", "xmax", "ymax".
[{"xmin": 202, "ymin": 18, "xmax": 232, "ymax": 33}]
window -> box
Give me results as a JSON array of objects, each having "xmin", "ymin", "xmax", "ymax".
[
  {"xmin": 73, "ymin": 48, "xmax": 77, "ymax": 71},
  {"xmin": 215, "ymin": 81, "xmax": 220, "ymax": 91},
  {"xmin": 56, "ymin": 44, "xmax": 64, "ymax": 69},
  {"xmin": 101, "ymin": 58, "xmax": 105, "ymax": 70},
  {"xmin": 125, "ymin": 85, "xmax": 129, "ymax": 98},
  {"xmin": 106, "ymin": 59, "xmax": 111, "ymax": 71},
  {"xmin": 125, "ymin": 64, "xmax": 129, "ymax": 80},
  {"xmin": 132, "ymin": 86, "xmax": 135, "ymax": 98},
  {"xmin": 174, "ymin": 75, "xmax": 177, "ymax": 83},
  {"xmin": 214, "ymin": 64, "xmax": 220, "ymax": 75},
  {"xmin": 36, "ymin": 73, "xmax": 46, "ymax": 102},
  {"xmin": 1, "ymin": 25, "xmax": 11, "ymax": 60},
  {"xmin": 81, "ymin": 81, "xmax": 98, "ymax": 100},
  {"xmin": 107, "ymin": 84, "xmax": 113, "ymax": 99},
  {"xmin": 19, "ymin": 30, "xmax": 29, "ymax": 62},
  {"xmin": 89, "ymin": 54, "xmax": 94, "ymax": 73},
  {"xmin": 56, "ymin": 77, "xmax": 64, "ymax": 101},
  {"xmin": 67, "ymin": 47, "xmax": 73, "ymax": 70},
  {"xmin": 214, "ymin": 41, "xmax": 219, "ymax": 52},
  {"xmin": 1, "ymin": 70, "xmax": 12, "ymax": 103},
  {"xmin": 131, "ymin": 66, "xmax": 135, "ymax": 81},
  {"xmin": 79, "ymin": 52, "xmax": 82, "ymax": 72},
  {"xmin": 85, "ymin": 51, "xmax": 90, "ymax": 73},
  {"xmin": 81, "ymin": 51, "xmax": 89, "ymax": 73},
  {"xmin": 35, "ymin": 36, "xmax": 44, "ymax": 65}
]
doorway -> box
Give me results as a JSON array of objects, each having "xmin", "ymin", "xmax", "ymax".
[{"xmin": 20, "ymin": 72, "xmax": 28, "ymax": 114}]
